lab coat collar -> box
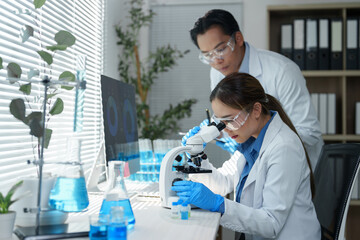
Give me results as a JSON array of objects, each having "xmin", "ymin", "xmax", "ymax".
[
  {"xmin": 248, "ymin": 43, "xmax": 262, "ymax": 79},
  {"xmin": 241, "ymin": 113, "xmax": 282, "ymax": 190}
]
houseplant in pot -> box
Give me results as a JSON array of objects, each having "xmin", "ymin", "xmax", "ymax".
[{"xmin": 0, "ymin": 180, "xmax": 23, "ymax": 239}]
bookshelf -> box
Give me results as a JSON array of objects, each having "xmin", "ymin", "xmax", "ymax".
[{"xmin": 268, "ymin": 3, "xmax": 360, "ymax": 239}]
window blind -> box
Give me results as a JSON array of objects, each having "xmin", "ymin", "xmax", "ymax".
[{"xmin": 0, "ymin": 0, "xmax": 104, "ymax": 190}]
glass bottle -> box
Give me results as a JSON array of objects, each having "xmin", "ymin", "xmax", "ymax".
[
  {"xmin": 171, "ymin": 201, "xmax": 179, "ymax": 219},
  {"xmin": 107, "ymin": 206, "xmax": 127, "ymax": 240},
  {"xmin": 48, "ymin": 137, "xmax": 89, "ymax": 212},
  {"xmin": 100, "ymin": 161, "xmax": 135, "ymax": 230}
]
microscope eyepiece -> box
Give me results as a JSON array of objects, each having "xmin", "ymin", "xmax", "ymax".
[{"xmin": 216, "ymin": 122, "xmax": 226, "ymax": 131}]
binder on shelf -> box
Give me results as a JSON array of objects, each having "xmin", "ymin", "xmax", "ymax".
[
  {"xmin": 311, "ymin": 93, "xmax": 319, "ymax": 119},
  {"xmin": 319, "ymin": 19, "xmax": 330, "ymax": 70},
  {"xmin": 346, "ymin": 18, "xmax": 359, "ymax": 70},
  {"xmin": 319, "ymin": 93, "xmax": 327, "ymax": 134},
  {"xmin": 356, "ymin": 102, "xmax": 360, "ymax": 135},
  {"xmin": 293, "ymin": 19, "xmax": 305, "ymax": 70},
  {"xmin": 351, "ymin": 175, "xmax": 359, "ymax": 199},
  {"xmin": 331, "ymin": 18, "xmax": 343, "ymax": 70},
  {"xmin": 280, "ymin": 24, "xmax": 293, "ymax": 59},
  {"xmin": 327, "ymin": 93, "xmax": 336, "ymax": 134},
  {"xmin": 305, "ymin": 19, "xmax": 318, "ymax": 70}
]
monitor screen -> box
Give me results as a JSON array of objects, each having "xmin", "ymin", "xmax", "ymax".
[{"xmin": 100, "ymin": 75, "xmax": 140, "ymax": 174}]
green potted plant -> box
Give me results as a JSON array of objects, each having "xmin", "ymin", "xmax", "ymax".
[
  {"xmin": 116, "ymin": 0, "xmax": 197, "ymax": 140},
  {"xmin": 0, "ymin": 0, "xmax": 78, "ymax": 227},
  {"xmin": 0, "ymin": 180, "xmax": 23, "ymax": 239}
]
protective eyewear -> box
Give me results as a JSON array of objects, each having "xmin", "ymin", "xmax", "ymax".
[
  {"xmin": 212, "ymin": 111, "xmax": 249, "ymax": 131},
  {"xmin": 198, "ymin": 34, "xmax": 235, "ymax": 64}
]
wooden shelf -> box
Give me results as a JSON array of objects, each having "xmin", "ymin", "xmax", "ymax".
[
  {"xmin": 350, "ymin": 200, "xmax": 360, "ymax": 206},
  {"xmin": 323, "ymin": 135, "xmax": 360, "ymax": 142},
  {"xmin": 302, "ymin": 70, "xmax": 360, "ymax": 77}
]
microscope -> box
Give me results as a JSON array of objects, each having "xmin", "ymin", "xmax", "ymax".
[{"xmin": 159, "ymin": 122, "xmax": 225, "ymax": 208}]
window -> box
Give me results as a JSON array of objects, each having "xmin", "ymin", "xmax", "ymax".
[{"xmin": 0, "ymin": 0, "xmax": 104, "ymax": 189}]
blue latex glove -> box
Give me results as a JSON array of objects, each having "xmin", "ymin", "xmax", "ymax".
[
  {"xmin": 215, "ymin": 137, "xmax": 239, "ymax": 155},
  {"xmin": 171, "ymin": 180, "xmax": 224, "ymax": 212}
]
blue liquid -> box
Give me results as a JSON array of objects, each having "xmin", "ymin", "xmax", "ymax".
[
  {"xmin": 48, "ymin": 177, "xmax": 89, "ymax": 212},
  {"xmin": 100, "ymin": 199, "xmax": 135, "ymax": 230},
  {"xmin": 89, "ymin": 224, "xmax": 107, "ymax": 240},
  {"xmin": 107, "ymin": 224, "xmax": 127, "ymax": 240},
  {"xmin": 181, "ymin": 211, "xmax": 188, "ymax": 220}
]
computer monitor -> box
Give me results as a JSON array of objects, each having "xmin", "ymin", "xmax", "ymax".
[{"xmin": 100, "ymin": 75, "xmax": 140, "ymax": 174}]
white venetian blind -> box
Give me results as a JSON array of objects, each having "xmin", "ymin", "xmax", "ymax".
[{"xmin": 0, "ymin": 0, "xmax": 104, "ymax": 190}]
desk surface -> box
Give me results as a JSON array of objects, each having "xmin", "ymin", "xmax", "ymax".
[{"xmin": 14, "ymin": 182, "xmax": 220, "ymax": 240}]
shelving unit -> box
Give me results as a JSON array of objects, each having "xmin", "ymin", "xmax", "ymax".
[{"xmin": 268, "ymin": 3, "xmax": 360, "ymax": 240}]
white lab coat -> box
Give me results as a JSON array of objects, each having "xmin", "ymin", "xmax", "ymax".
[
  {"xmin": 210, "ymin": 43, "xmax": 323, "ymax": 170},
  {"xmin": 190, "ymin": 113, "xmax": 321, "ymax": 240}
]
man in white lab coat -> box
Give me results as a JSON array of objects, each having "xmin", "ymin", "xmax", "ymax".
[{"xmin": 189, "ymin": 9, "xmax": 323, "ymax": 170}]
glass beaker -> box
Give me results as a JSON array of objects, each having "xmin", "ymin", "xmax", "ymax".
[
  {"xmin": 100, "ymin": 161, "xmax": 135, "ymax": 230},
  {"xmin": 48, "ymin": 137, "xmax": 89, "ymax": 212}
]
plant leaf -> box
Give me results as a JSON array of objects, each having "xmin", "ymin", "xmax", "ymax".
[
  {"xmin": 19, "ymin": 83, "xmax": 31, "ymax": 95},
  {"xmin": 37, "ymin": 51, "xmax": 53, "ymax": 65},
  {"xmin": 9, "ymin": 98, "xmax": 26, "ymax": 122},
  {"xmin": 49, "ymin": 98, "xmax": 64, "ymax": 115},
  {"xmin": 7, "ymin": 62, "xmax": 22, "ymax": 82},
  {"xmin": 46, "ymin": 93, "xmax": 58, "ymax": 100},
  {"xmin": 20, "ymin": 25, "xmax": 34, "ymax": 43},
  {"xmin": 59, "ymin": 71, "xmax": 76, "ymax": 90},
  {"xmin": 3, "ymin": 180, "xmax": 23, "ymax": 212},
  {"xmin": 46, "ymin": 44, "xmax": 67, "ymax": 51},
  {"xmin": 54, "ymin": 30, "xmax": 75, "ymax": 47},
  {"xmin": 33, "ymin": 0, "xmax": 46, "ymax": 9},
  {"xmin": 44, "ymin": 128, "xmax": 52, "ymax": 149},
  {"xmin": 29, "ymin": 117, "xmax": 43, "ymax": 137},
  {"xmin": 25, "ymin": 111, "xmax": 42, "ymax": 125},
  {"xmin": 0, "ymin": 57, "xmax": 3, "ymax": 69},
  {"xmin": 28, "ymin": 68, "xmax": 39, "ymax": 79}
]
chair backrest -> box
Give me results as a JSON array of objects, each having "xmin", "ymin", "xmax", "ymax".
[{"xmin": 313, "ymin": 143, "xmax": 360, "ymax": 240}]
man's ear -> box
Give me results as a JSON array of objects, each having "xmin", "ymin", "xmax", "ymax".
[{"xmin": 234, "ymin": 31, "xmax": 244, "ymax": 47}]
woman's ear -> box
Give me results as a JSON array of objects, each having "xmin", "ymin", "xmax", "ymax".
[{"xmin": 252, "ymin": 102, "xmax": 262, "ymax": 119}]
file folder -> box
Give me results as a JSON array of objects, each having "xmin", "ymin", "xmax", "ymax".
[
  {"xmin": 327, "ymin": 93, "xmax": 336, "ymax": 134},
  {"xmin": 293, "ymin": 19, "xmax": 305, "ymax": 70},
  {"xmin": 306, "ymin": 19, "xmax": 318, "ymax": 70},
  {"xmin": 319, "ymin": 93, "xmax": 327, "ymax": 134},
  {"xmin": 356, "ymin": 102, "xmax": 360, "ymax": 135},
  {"xmin": 319, "ymin": 19, "xmax": 330, "ymax": 70},
  {"xmin": 346, "ymin": 18, "xmax": 358, "ymax": 70},
  {"xmin": 311, "ymin": 93, "xmax": 319, "ymax": 119},
  {"xmin": 280, "ymin": 24, "xmax": 293, "ymax": 59},
  {"xmin": 331, "ymin": 19, "xmax": 343, "ymax": 70}
]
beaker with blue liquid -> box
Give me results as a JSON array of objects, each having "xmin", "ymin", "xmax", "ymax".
[
  {"xmin": 100, "ymin": 161, "xmax": 135, "ymax": 230},
  {"xmin": 48, "ymin": 137, "xmax": 89, "ymax": 212}
]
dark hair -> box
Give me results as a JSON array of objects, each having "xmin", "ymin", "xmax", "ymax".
[
  {"xmin": 210, "ymin": 72, "xmax": 315, "ymax": 197},
  {"xmin": 190, "ymin": 9, "xmax": 240, "ymax": 48}
]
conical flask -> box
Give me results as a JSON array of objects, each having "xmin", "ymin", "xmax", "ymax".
[
  {"xmin": 48, "ymin": 137, "xmax": 89, "ymax": 212},
  {"xmin": 100, "ymin": 161, "xmax": 135, "ymax": 230}
]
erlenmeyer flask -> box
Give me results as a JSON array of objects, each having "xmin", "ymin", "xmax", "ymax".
[
  {"xmin": 100, "ymin": 161, "xmax": 135, "ymax": 230},
  {"xmin": 48, "ymin": 137, "xmax": 89, "ymax": 212}
]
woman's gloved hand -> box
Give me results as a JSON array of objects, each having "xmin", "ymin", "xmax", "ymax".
[
  {"xmin": 215, "ymin": 137, "xmax": 239, "ymax": 155},
  {"xmin": 171, "ymin": 180, "xmax": 224, "ymax": 212}
]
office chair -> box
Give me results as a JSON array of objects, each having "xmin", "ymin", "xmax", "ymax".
[{"xmin": 313, "ymin": 143, "xmax": 360, "ymax": 240}]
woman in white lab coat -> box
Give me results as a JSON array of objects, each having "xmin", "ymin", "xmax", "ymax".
[{"xmin": 172, "ymin": 73, "xmax": 321, "ymax": 240}]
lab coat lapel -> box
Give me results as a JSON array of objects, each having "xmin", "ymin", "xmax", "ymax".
[
  {"xmin": 242, "ymin": 114, "xmax": 282, "ymax": 191},
  {"xmin": 248, "ymin": 44, "xmax": 262, "ymax": 79}
]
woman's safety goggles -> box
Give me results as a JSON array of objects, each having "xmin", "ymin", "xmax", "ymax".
[
  {"xmin": 198, "ymin": 34, "xmax": 235, "ymax": 64},
  {"xmin": 212, "ymin": 111, "xmax": 249, "ymax": 131}
]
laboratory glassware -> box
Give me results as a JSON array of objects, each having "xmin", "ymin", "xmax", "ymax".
[
  {"xmin": 48, "ymin": 137, "xmax": 89, "ymax": 212},
  {"xmin": 107, "ymin": 206, "xmax": 127, "ymax": 240},
  {"xmin": 89, "ymin": 214, "xmax": 109, "ymax": 240},
  {"xmin": 100, "ymin": 161, "xmax": 135, "ymax": 230}
]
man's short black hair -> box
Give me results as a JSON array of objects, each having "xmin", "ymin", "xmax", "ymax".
[{"xmin": 190, "ymin": 9, "xmax": 240, "ymax": 48}]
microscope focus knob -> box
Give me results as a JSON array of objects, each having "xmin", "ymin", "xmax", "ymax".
[
  {"xmin": 175, "ymin": 155, "xmax": 182, "ymax": 162},
  {"xmin": 172, "ymin": 178, "xmax": 183, "ymax": 186}
]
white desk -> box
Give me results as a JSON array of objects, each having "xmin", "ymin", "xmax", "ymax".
[{"xmin": 62, "ymin": 182, "xmax": 220, "ymax": 240}]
